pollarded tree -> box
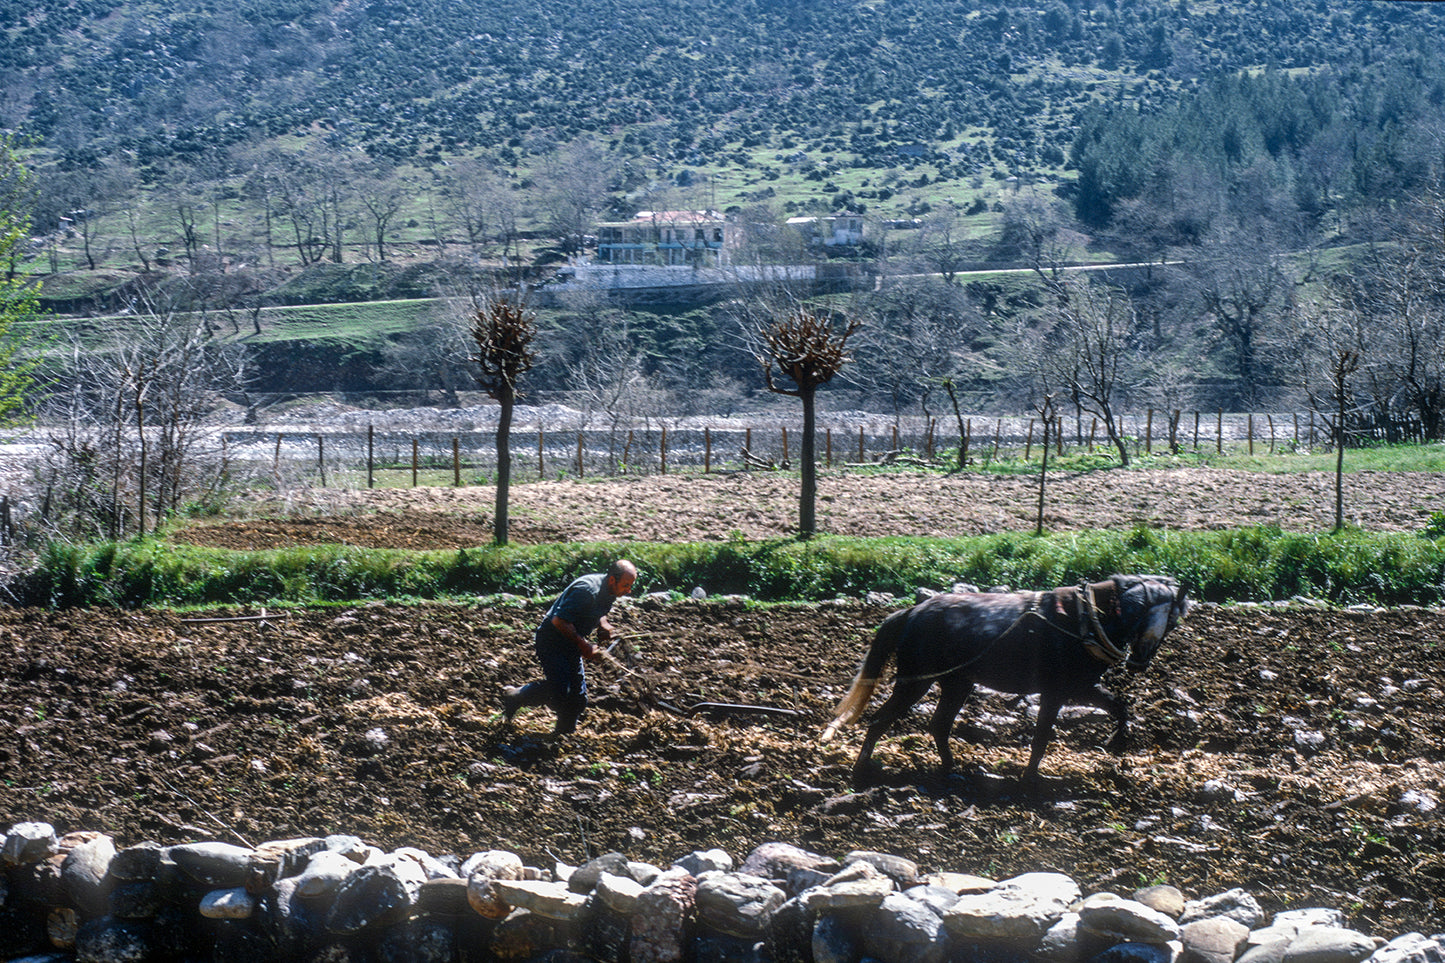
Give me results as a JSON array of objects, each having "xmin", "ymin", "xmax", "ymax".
[
  {"xmin": 470, "ymin": 295, "xmax": 537, "ymax": 546},
  {"xmin": 749, "ymin": 305, "xmax": 861, "ymax": 538}
]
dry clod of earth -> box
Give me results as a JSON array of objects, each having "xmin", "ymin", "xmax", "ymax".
[{"xmin": 4, "ymin": 470, "xmax": 1445, "ymax": 940}]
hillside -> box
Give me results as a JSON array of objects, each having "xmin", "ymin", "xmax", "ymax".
[
  {"xmin": 8, "ymin": 0, "xmax": 1445, "ymax": 241},
  {"xmin": 9, "ymin": 0, "xmax": 1445, "ymax": 471}
]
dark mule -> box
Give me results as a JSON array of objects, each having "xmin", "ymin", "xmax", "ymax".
[{"xmin": 821, "ymin": 574, "xmax": 1189, "ymax": 783}]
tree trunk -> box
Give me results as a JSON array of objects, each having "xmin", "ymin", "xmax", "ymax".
[
  {"xmin": 800, "ymin": 387, "xmax": 817, "ymax": 537},
  {"xmin": 1100, "ymin": 406, "xmax": 1130, "ymax": 466},
  {"xmin": 944, "ymin": 379, "xmax": 967, "ymax": 469},
  {"xmin": 495, "ymin": 386, "xmax": 514, "ymax": 546},
  {"xmin": 1036, "ymin": 412, "xmax": 1050, "ymax": 536}
]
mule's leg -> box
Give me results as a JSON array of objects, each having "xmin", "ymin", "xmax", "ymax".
[
  {"xmin": 1025, "ymin": 693, "xmax": 1064, "ymax": 779},
  {"xmin": 928, "ymin": 680, "xmax": 974, "ymax": 777},
  {"xmin": 852, "ymin": 678, "xmax": 933, "ymax": 785},
  {"xmin": 1078, "ymin": 684, "xmax": 1129, "ymax": 753}
]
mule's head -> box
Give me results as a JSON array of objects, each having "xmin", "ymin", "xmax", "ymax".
[{"xmin": 1111, "ymin": 574, "xmax": 1189, "ymax": 671}]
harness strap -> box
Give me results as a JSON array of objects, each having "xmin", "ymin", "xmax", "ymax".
[{"xmin": 1079, "ymin": 581, "xmax": 1127, "ymax": 666}]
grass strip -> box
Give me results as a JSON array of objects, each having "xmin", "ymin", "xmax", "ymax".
[{"xmin": 15, "ymin": 526, "xmax": 1444, "ymax": 609}]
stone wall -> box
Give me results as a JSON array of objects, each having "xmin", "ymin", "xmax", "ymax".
[{"xmin": 1, "ymin": 821, "xmax": 1441, "ymax": 963}]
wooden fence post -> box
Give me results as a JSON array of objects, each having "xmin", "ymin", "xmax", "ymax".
[
  {"xmin": 892, "ymin": 424, "xmax": 899, "ymax": 452},
  {"xmin": 1146, "ymin": 408, "xmax": 1154, "ymax": 454},
  {"xmin": 577, "ymin": 432, "xmax": 584, "ymax": 477},
  {"xmin": 661, "ymin": 426, "xmax": 668, "ymax": 475},
  {"xmin": 538, "ymin": 428, "xmax": 544, "ymax": 479},
  {"xmin": 273, "ymin": 433, "xmax": 282, "ymax": 484},
  {"xmin": 858, "ymin": 426, "xmax": 864, "ymax": 462},
  {"xmin": 781, "ymin": 426, "xmax": 789, "ymax": 467},
  {"xmin": 452, "ymin": 437, "xmax": 461, "ymax": 486},
  {"xmin": 962, "ymin": 418, "xmax": 971, "ymax": 467},
  {"xmin": 367, "ymin": 424, "xmax": 375, "ymax": 489},
  {"xmin": 825, "ymin": 428, "xmax": 832, "ymax": 467},
  {"xmin": 1217, "ymin": 410, "xmax": 1223, "ymax": 455},
  {"xmin": 1248, "ymin": 413, "xmax": 1255, "ymax": 456},
  {"xmin": 1268, "ymin": 414, "xmax": 1276, "ymax": 453},
  {"xmin": 1193, "ymin": 412, "xmax": 1200, "ymax": 450},
  {"xmin": 704, "ymin": 427, "xmax": 712, "ymax": 473},
  {"xmin": 1056, "ymin": 416, "xmax": 1064, "ymax": 456},
  {"xmin": 412, "ymin": 438, "xmax": 419, "ymax": 487},
  {"xmin": 318, "ymin": 435, "xmax": 326, "ymax": 487}
]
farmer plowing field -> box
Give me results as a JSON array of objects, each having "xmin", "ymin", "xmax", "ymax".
[{"xmin": 499, "ymin": 558, "xmax": 638, "ymax": 735}]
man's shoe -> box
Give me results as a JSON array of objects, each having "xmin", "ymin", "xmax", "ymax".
[{"xmin": 500, "ymin": 686, "xmax": 524, "ymax": 724}]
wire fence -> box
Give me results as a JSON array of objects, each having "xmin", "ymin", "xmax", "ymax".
[{"xmin": 212, "ymin": 408, "xmax": 1429, "ymax": 491}]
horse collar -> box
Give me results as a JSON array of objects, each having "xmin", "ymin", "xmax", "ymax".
[{"xmin": 1079, "ymin": 581, "xmax": 1127, "ymax": 666}]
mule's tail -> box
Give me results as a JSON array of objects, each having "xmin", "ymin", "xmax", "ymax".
[{"xmin": 820, "ymin": 606, "xmax": 910, "ymax": 742}]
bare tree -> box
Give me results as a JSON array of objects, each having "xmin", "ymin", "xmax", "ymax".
[
  {"xmin": 852, "ymin": 278, "xmax": 976, "ymax": 424},
  {"xmin": 908, "ymin": 206, "xmax": 973, "ymax": 284},
  {"xmin": 382, "ymin": 315, "xmax": 473, "ymax": 407},
  {"xmin": 35, "ymin": 285, "xmax": 247, "ymax": 539},
  {"xmin": 1033, "ymin": 277, "xmax": 1142, "ymax": 466},
  {"xmin": 470, "ymin": 294, "xmax": 537, "ymax": 546},
  {"xmin": 1329, "ymin": 351, "xmax": 1360, "ymax": 532},
  {"xmin": 1327, "ymin": 195, "xmax": 1445, "ymax": 440},
  {"xmin": 34, "ymin": 163, "xmax": 128, "ymax": 271},
  {"xmin": 436, "ymin": 160, "xmax": 524, "ymax": 275},
  {"xmin": 748, "ymin": 305, "xmax": 861, "ymax": 537},
  {"xmin": 1178, "ymin": 222, "xmax": 1296, "ymax": 409},
  {"xmin": 565, "ymin": 312, "xmax": 665, "ymax": 471},
  {"xmin": 271, "ymin": 156, "xmax": 330, "ymax": 266},
  {"xmin": 535, "ymin": 139, "xmax": 618, "ymax": 253},
  {"xmin": 357, "ymin": 163, "xmax": 405, "ymax": 262},
  {"xmin": 1035, "ymin": 393, "xmax": 1056, "ymax": 536},
  {"xmin": 998, "ymin": 191, "xmax": 1075, "ymax": 273}
]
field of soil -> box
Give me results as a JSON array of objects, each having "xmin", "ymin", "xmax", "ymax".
[
  {"xmin": 173, "ymin": 466, "xmax": 1445, "ymax": 548},
  {"xmin": 3, "ymin": 468, "xmax": 1444, "ymax": 941}
]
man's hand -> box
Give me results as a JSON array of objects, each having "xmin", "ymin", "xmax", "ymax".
[{"xmin": 581, "ymin": 641, "xmax": 602, "ymax": 662}]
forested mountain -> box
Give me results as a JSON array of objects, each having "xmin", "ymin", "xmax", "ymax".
[{"xmin": 6, "ymin": 0, "xmax": 1444, "ymax": 218}]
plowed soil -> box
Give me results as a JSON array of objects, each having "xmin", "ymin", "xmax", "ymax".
[
  {"xmin": 3, "ymin": 469, "xmax": 1444, "ymax": 939},
  {"xmin": 173, "ymin": 467, "xmax": 1445, "ymax": 547}
]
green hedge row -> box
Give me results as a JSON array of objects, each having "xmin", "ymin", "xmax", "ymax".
[{"xmin": 14, "ymin": 526, "xmax": 1444, "ymax": 609}]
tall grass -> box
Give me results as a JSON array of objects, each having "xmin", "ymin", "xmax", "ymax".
[{"xmin": 17, "ymin": 526, "xmax": 1444, "ymax": 609}]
